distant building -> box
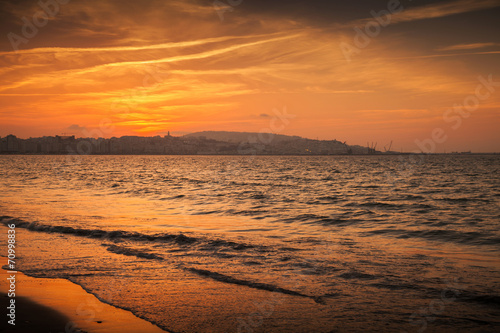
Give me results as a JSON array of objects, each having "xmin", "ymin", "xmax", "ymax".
[
  {"xmin": 5, "ymin": 135, "xmax": 19, "ymax": 153},
  {"xmin": 0, "ymin": 132, "xmax": 380, "ymax": 155}
]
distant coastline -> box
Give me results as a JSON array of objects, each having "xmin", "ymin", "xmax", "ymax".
[
  {"xmin": 1, "ymin": 132, "xmax": 496, "ymax": 155},
  {"xmin": 0, "ymin": 131, "xmax": 373, "ymax": 155}
]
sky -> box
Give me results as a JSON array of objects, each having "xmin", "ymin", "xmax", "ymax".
[{"xmin": 0, "ymin": 0, "xmax": 499, "ymax": 152}]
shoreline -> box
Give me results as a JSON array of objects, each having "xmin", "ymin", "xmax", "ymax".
[
  {"xmin": 0, "ymin": 268, "xmax": 166, "ymax": 333},
  {"xmin": 1, "ymin": 152, "xmax": 499, "ymax": 156}
]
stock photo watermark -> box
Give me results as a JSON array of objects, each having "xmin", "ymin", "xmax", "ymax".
[
  {"xmin": 213, "ymin": 0, "xmax": 243, "ymax": 21},
  {"xmin": 340, "ymin": 0, "xmax": 404, "ymax": 62},
  {"xmin": 237, "ymin": 106, "xmax": 296, "ymax": 155},
  {"xmin": 385, "ymin": 74, "xmax": 500, "ymax": 186},
  {"xmin": 403, "ymin": 278, "xmax": 465, "ymax": 333},
  {"xmin": 7, "ymin": 0, "xmax": 71, "ymax": 51},
  {"xmin": 63, "ymin": 280, "xmax": 125, "ymax": 333},
  {"xmin": 237, "ymin": 235, "xmax": 337, "ymax": 332},
  {"xmin": 6, "ymin": 223, "xmax": 17, "ymax": 326}
]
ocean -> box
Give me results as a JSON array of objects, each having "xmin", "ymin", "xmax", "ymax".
[{"xmin": 1, "ymin": 155, "xmax": 499, "ymax": 332}]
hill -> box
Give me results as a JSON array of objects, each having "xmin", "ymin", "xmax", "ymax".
[
  {"xmin": 183, "ymin": 131, "xmax": 372, "ymax": 154},
  {"xmin": 182, "ymin": 131, "xmax": 302, "ymax": 143}
]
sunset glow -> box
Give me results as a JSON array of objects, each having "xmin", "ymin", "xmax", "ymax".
[{"xmin": 1, "ymin": 0, "xmax": 499, "ymax": 152}]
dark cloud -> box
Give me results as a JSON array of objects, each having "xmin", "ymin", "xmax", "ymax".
[
  {"xmin": 3, "ymin": 0, "xmax": 499, "ymax": 53},
  {"xmin": 232, "ymin": 0, "xmax": 456, "ymax": 25},
  {"xmin": 168, "ymin": 131, "xmax": 191, "ymax": 136},
  {"xmin": 67, "ymin": 124, "xmax": 86, "ymax": 131}
]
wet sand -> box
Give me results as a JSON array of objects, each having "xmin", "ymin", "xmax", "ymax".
[{"xmin": 0, "ymin": 268, "xmax": 166, "ymax": 333}]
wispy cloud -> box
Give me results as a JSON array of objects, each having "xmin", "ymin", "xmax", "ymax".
[
  {"xmin": 387, "ymin": 51, "xmax": 500, "ymax": 59},
  {"xmin": 350, "ymin": 0, "xmax": 500, "ymax": 26},
  {"xmin": 393, "ymin": 0, "xmax": 500, "ymax": 23},
  {"xmin": 437, "ymin": 42, "xmax": 500, "ymax": 51},
  {"xmin": 0, "ymin": 33, "xmax": 286, "ymax": 56}
]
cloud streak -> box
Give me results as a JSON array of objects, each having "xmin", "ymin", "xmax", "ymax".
[
  {"xmin": 350, "ymin": 0, "xmax": 500, "ymax": 27},
  {"xmin": 393, "ymin": 0, "xmax": 500, "ymax": 23},
  {"xmin": 0, "ymin": 33, "xmax": 287, "ymax": 56},
  {"xmin": 437, "ymin": 42, "xmax": 500, "ymax": 51}
]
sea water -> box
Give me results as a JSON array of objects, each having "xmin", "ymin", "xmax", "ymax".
[{"xmin": 1, "ymin": 155, "xmax": 499, "ymax": 332}]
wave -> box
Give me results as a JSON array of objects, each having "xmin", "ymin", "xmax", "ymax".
[
  {"xmin": 106, "ymin": 244, "xmax": 164, "ymax": 260},
  {"xmin": 369, "ymin": 282, "xmax": 423, "ymax": 291},
  {"xmin": 338, "ymin": 271, "xmax": 378, "ymax": 280},
  {"xmin": 458, "ymin": 291, "xmax": 500, "ymax": 307},
  {"xmin": 280, "ymin": 212, "xmax": 371, "ymax": 226},
  {"xmin": 225, "ymin": 209, "xmax": 269, "ymax": 216},
  {"xmin": 159, "ymin": 194, "xmax": 185, "ymax": 200},
  {"xmin": 317, "ymin": 196, "xmax": 339, "ymax": 201},
  {"xmin": 184, "ymin": 267, "xmax": 325, "ymax": 304},
  {"xmin": 315, "ymin": 217, "xmax": 367, "ymax": 226},
  {"xmin": 363, "ymin": 228, "xmax": 500, "ymax": 246},
  {"xmin": 282, "ymin": 214, "xmax": 329, "ymax": 223},
  {"xmin": 436, "ymin": 197, "xmax": 492, "ymax": 203},
  {"xmin": 0, "ymin": 216, "xmax": 258, "ymax": 251},
  {"xmin": 343, "ymin": 201, "xmax": 437, "ymax": 210}
]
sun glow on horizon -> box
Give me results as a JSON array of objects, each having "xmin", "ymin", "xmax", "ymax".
[{"xmin": 0, "ymin": 0, "xmax": 499, "ymax": 152}]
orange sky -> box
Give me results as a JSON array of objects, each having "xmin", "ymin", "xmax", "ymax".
[{"xmin": 0, "ymin": 0, "xmax": 499, "ymax": 152}]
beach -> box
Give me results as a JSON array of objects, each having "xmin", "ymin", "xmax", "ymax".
[
  {"xmin": 1, "ymin": 155, "xmax": 499, "ymax": 332},
  {"xmin": 0, "ymin": 268, "xmax": 166, "ymax": 333}
]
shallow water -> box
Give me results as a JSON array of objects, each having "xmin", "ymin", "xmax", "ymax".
[{"xmin": 1, "ymin": 155, "xmax": 499, "ymax": 332}]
